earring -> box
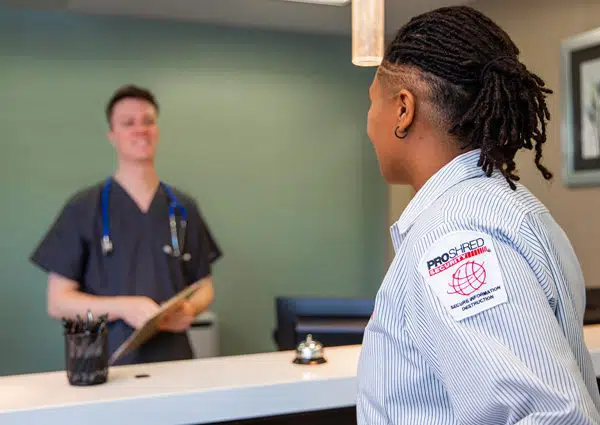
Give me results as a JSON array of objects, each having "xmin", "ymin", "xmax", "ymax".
[{"xmin": 394, "ymin": 126, "xmax": 408, "ymax": 140}]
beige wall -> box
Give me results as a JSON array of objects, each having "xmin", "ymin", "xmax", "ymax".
[{"xmin": 387, "ymin": 0, "xmax": 600, "ymax": 286}]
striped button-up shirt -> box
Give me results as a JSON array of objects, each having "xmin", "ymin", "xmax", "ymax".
[{"xmin": 357, "ymin": 149, "xmax": 600, "ymax": 424}]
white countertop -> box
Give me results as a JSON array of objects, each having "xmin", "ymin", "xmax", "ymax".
[
  {"xmin": 0, "ymin": 345, "xmax": 360, "ymax": 425},
  {"xmin": 584, "ymin": 325, "xmax": 600, "ymax": 377},
  {"xmin": 2, "ymin": 327, "xmax": 600, "ymax": 425}
]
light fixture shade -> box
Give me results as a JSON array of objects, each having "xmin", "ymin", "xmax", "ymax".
[
  {"xmin": 351, "ymin": 0, "xmax": 384, "ymax": 67},
  {"xmin": 281, "ymin": 0, "xmax": 351, "ymax": 5}
]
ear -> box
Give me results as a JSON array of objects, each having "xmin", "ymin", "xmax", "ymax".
[
  {"xmin": 394, "ymin": 88, "xmax": 416, "ymax": 133},
  {"xmin": 106, "ymin": 129, "xmax": 116, "ymax": 146}
]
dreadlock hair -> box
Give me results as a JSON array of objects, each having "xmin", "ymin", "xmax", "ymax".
[{"xmin": 379, "ymin": 6, "xmax": 553, "ymax": 190}]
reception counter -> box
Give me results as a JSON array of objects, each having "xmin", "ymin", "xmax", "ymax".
[
  {"xmin": 0, "ymin": 344, "xmax": 359, "ymax": 425},
  {"xmin": 2, "ymin": 327, "xmax": 600, "ymax": 425},
  {"xmin": 585, "ymin": 324, "xmax": 600, "ymax": 379}
]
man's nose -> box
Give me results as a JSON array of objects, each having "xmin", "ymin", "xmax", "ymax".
[{"xmin": 133, "ymin": 124, "xmax": 151, "ymax": 134}]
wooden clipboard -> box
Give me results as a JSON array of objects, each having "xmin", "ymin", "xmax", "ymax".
[{"xmin": 109, "ymin": 282, "xmax": 202, "ymax": 365}]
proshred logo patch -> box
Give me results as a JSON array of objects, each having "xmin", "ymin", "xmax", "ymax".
[
  {"xmin": 419, "ymin": 230, "xmax": 508, "ymax": 321},
  {"xmin": 425, "ymin": 238, "xmax": 489, "ymax": 276}
]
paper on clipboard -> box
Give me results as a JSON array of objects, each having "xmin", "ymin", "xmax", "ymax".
[{"xmin": 109, "ymin": 282, "xmax": 202, "ymax": 365}]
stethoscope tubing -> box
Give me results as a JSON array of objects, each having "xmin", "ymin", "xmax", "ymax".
[{"xmin": 100, "ymin": 177, "xmax": 190, "ymax": 261}]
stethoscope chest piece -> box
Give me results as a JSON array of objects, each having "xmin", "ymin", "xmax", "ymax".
[
  {"xmin": 162, "ymin": 244, "xmax": 192, "ymax": 262},
  {"xmin": 101, "ymin": 235, "xmax": 113, "ymax": 254}
]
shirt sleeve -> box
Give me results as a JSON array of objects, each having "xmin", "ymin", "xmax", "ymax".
[
  {"xmin": 184, "ymin": 201, "xmax": 222, "ymax": 283},
  {"xmin": 29, "ymin": 198, "xmax": 88, "ymax": 283},
  {"xmin": 404, "ymin": 226, "xmax": 600, "ymax": 425}
]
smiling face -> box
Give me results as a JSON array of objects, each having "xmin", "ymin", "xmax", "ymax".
[{"xmin": 107, "ymin": 97, "xmax": 160, "ymax": 164}]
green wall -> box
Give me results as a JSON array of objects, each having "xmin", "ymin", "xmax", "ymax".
[{"xmin": 0, "ymin": 6, "xmax": 387, "ymax": 376}]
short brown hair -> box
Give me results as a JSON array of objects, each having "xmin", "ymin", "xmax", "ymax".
[{"xmin": 105, "ymin": 84, "xmax": 159, "ymax": 124}]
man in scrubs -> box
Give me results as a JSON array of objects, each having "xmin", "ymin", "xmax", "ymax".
[{"xmin": 30, "ymin": 84, "xmax": 222, "ymax": 365}]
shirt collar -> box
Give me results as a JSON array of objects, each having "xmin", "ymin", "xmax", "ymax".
[{"xmin": 392, "ymin": 149, "xmax": 486, "ymax": 236}]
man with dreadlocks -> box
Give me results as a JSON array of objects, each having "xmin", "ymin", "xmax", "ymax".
[{"xmin": 357, "ymin": 5, "xmax": 600, "ymax": 425}]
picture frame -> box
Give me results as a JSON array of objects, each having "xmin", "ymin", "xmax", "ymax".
[{"xmin": 561, "ymin": 27, "xmax": 600, "ymax": 187}]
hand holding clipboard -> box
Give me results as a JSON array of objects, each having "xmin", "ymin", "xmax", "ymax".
[{"xmin": 109, "ymin": 282, "xmax": 203, "ymax": 365}]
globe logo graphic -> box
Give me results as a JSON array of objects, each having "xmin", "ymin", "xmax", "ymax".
[{"xmin": 448, "ymin": 261, "xmax": 486, "ymax": 296}]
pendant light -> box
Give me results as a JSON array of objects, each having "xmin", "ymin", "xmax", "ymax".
[{"xmin": 351, "ymin": 0, "xmax": 384, "ymax": 66}]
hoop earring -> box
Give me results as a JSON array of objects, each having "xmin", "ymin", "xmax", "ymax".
[{"xmin": 394, "ymin": 126, "xmax": 408, "ymax": 140}]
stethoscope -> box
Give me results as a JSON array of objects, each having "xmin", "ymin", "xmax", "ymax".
[{"xmin": 100, "ymin": 177, "xmax": 191, "ymax": 261}]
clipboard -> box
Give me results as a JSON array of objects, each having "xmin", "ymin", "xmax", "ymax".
[{"xmin": 109, "ymin": 282, "xmax": 203, "ymax": 365}]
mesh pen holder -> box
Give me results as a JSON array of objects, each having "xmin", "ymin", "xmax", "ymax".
[{"xmin": 64, "ymin": 327, "xmax": 109, "ymax": 386}]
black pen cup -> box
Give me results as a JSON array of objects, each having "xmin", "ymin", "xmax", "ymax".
[{"xmin": 64, "ymin": 327, "xmax": 109, "ymax": 386}]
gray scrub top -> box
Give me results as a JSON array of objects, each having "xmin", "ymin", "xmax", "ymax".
[{"xmin": 30, "ymin": 178, "xmax": 222, "ymax": 365}]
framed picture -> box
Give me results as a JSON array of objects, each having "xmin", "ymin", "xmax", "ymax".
[{"xmin": 561, "ymin": 27, "xmax": 600, "ymax": 187}]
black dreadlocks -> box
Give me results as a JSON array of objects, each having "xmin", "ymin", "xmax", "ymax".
[{"xmin": 380, "ymin": 6, "xmax": 553, "ymax": 190}]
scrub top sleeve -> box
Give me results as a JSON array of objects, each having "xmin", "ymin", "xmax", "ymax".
[
  {"xmin": 407, "ymin": 229, "xmax": 600, "ymax": 425},
  {"xmin": 29, "ymin": 199, "xmax": 87, "ymax": 283},
  {"xmin": 187, "ymin": 201, "xmax": 222, "ymax": 283}
]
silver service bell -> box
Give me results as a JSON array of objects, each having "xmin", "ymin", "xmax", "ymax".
[{"xmin": 293, "ymin": 334, "xmax": 327, "ymax": 365}]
